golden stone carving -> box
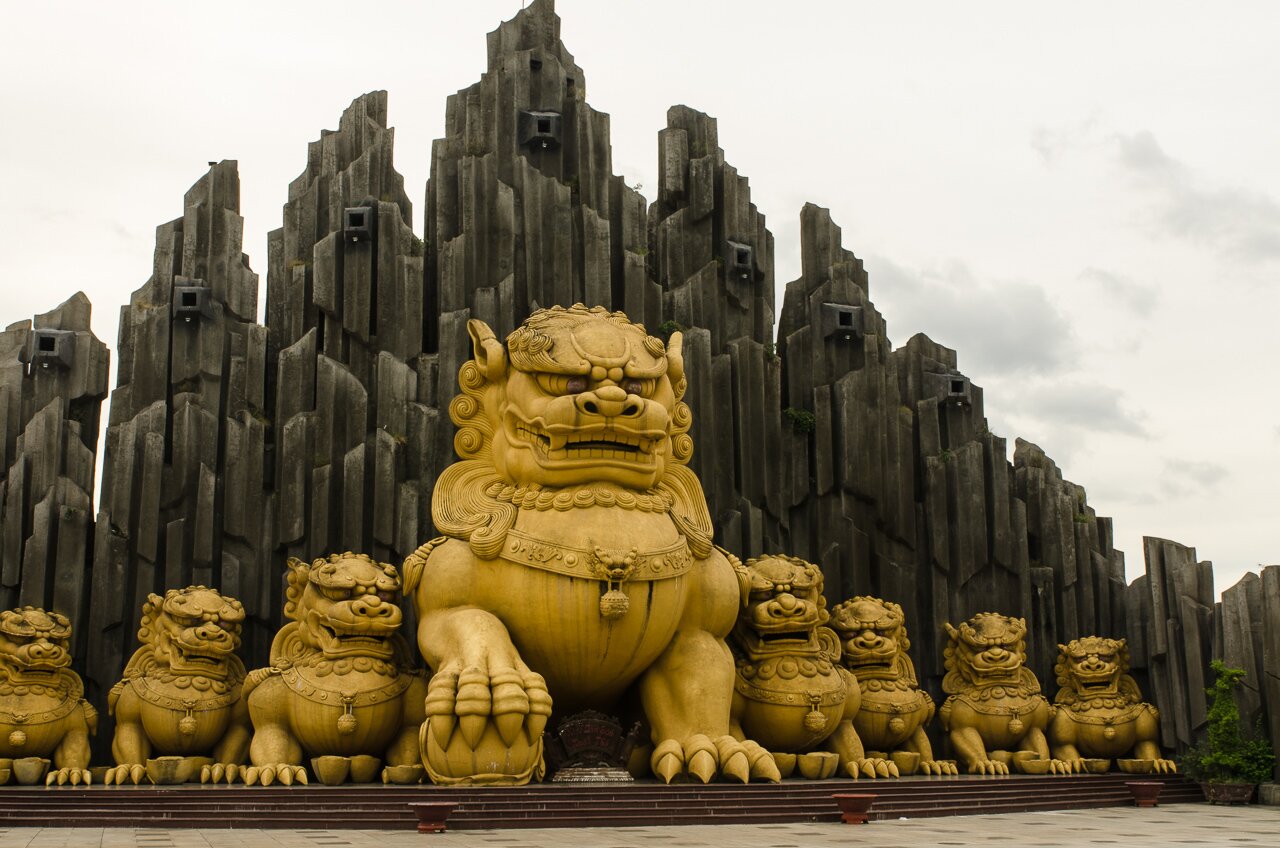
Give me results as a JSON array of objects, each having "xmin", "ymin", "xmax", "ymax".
[
  {"xmin": 939, "ymin": 612, "xmax": 1070, "ymax": 775},
  {"xmin": 730, "ymin": 556, "xmax": 896, "ymax": 779},
  {"xmin": 403, "ymin": 304, "xmax": 778, "ymax": 785},
  {"xmin": 1049, "ymin": 636, "xmax": 1175, "ymax": 773},
  {"xmin": 0, "ymin": 607, "xmax": 95, "ymax": 785},
  {"xmin": 243, "ymin": 553, "xmax": 427, "ymax": 786},
  {"xmin": 106, "ymin": 587, "xmax": 251, "ymax": 785},
  {"xmin": 829, "ymin": 596, "xmax": 957, "ymax": 775}
]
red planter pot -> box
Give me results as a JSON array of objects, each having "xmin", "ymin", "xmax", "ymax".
[
  {"xmin": 407, "ymin": 802, "xmax": 457, "ymax": 833},
  {"xmin": 832, "ymin": 793, "xmax": 877, "ymax": 824},
  {"xmin": 1124, "ymin": 781, "xmax": 1163, "ymax": 807},
  {"xmin": 1201, "ymin": 782, "xmax": 1255, "ymax": 805}
]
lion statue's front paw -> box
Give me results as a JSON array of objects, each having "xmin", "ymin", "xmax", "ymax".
[
  {"xmin": 243, "ymin": 763, "xmax": 307, "ymax": 786},
  {"xmin": 920, "ymin": 759, "xmax": 959, "ymax": 776},
  {"xmin": 845, "ymin": 757, "xmax": 899, "ymax": 779},
  {"xmin": 969, "ymin": 758, "xmax": 1009, "ymax": 775},
  {"xmin": 44, "ymin": 767, "xmax": 91, "ymax": 786},
  {"xmin": 104, "ymin": 764, "xmax": 147, "ymax": 785},
  {"xmin": 199, "ymin": 763, "xmax": 242, "ymax": 784},
  {"xmin": 652, "ymin": 735, "xmax": 779, "ymax": 784},
  {"xmin": 421, "ymin": 662, "xmax": 551, "ymax": 785}
]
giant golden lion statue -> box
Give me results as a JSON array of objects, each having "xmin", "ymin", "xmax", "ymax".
[
  {"xmin": 1049, "ymin": 636, "xmax": 1175, "ymax": 773},
  {"xmin": 0, "ymin": 607, "xmax": 95, "ymax": 785},
  {"xmin": 730, "ymin": 555, "xmax": 895, "ymax": 779},
  {"xmin": 106, "ymin": 587, "xmax": 251, "ymax": 785},
  {"xmin": 403, "ymin": 304, "xmax": 778, "ymax": 785},
  {"xmin": 243, "ymin": 553, "xmax": 427, "ymax": 786},
  {"xmin": 939, "ymin": 612, "xmax": 1069, "ymax": 775},
  {"xmin": 829, "ymin": 596, "xmax": 956, "ymax": 776}
]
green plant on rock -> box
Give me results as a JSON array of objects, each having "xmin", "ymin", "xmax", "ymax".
[
  {"xmin": 938, "ymin": 448, "xmax": 952, "ymax": 464},
  {"xmin": 784, "ymin": 407, "xmax": 816, "ymax": 435},
  {"xmin": 656, "ymin": 320, "xmax": 685, "ymax": 343},
  {"xmin": 1179, "ymin": 661, "xmax": 1275, "ymax": 785}
]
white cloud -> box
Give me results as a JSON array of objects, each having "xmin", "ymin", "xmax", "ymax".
[
  {"xmin": 867, "ymin": 256, "xmax": 1074, "ymax": 379},
  {"xmin": 1113, "ymin": 130, "xmax": 1280, "ymax": 264}
]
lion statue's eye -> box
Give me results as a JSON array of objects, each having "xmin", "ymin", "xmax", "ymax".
[
  {"xmin": 623, "ymin": 379, "xmax": 655, "ymax": 397},
  {"xmin": 320, "ymin": 586, "xmax": 349, "ymax": 602},
  {"xmin": 536, "ymin": 374, "xmax": 588, "ymax": 395}
]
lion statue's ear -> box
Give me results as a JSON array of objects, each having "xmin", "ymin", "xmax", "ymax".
[
  {"xmin": 468, "ymin": 318, "xmax": 507, "ymax": 382},
  {"xmin": 283, "ymin": 557, "xmax": 311, "ymax": 622},
  {"xmin": 666, "ymin": 331, "xmax": 684, "ymax": 384},
  {"xmin": 943, "ymin": 622, "xmax": 959, "ymax": 642}
]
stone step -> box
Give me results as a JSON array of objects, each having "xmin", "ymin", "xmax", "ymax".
[{"xmin": 0, "ymin": 774, "xmax": 1202, "ymax": 830}]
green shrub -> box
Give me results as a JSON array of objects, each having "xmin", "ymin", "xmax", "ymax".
[
  {"xmin": 784, "ymin": 407, "xmax": 816, "ymax": 435},
  {"xmin": 1180, "ymin": 661, "xmax": 1275, "ymax": 784}
]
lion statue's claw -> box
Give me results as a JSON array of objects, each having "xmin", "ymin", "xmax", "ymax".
[
  {"xmin": 422, "ymin": 651, "xmax": 550, "ymax": 785},
  {"xmin": 104, "ymin": 764, "xmax": 148, "ymax": 786},
  {"xmin": 243, "ymin": 763, "xmax": 307, "ymax": 786},
  {"xmin": 652, "ymin": 735, "xmax": 774, "ymax": 784},
  {"xmin": 199, "ymin": 763, "xmax": 241, "ymax": 784},
  {"xmin": 45, "ymin": 768, "xmax": 90, "ymax": 786}
]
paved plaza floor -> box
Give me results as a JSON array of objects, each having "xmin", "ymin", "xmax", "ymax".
[{"xmin": 1, "ymin": 804, "xmax": 1276, "ymax": 847}]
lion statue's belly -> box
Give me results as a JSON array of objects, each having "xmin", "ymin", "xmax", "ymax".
[
  {"xmin": 735, "ymin": 663, "xmax": 850, "ymax": 752},
  {"xmin": 478, "ymin": 508, "xmax": 694, "ymax": 712},
  {"xmin": 495, "ymin": 567, "xmax": 687, "ymax": 711},
  {"xmin": 139, "ymin": 699, "xmax": 233, "ymax": 755},
  {"xmin": 946, "ymin": 695, "xmax": 1050, "ymax": 750},
  {"xmin": 280, "ymin": 670, "xmax": 408, "ymax": 758},
  {"xmin": 854, "ymin": 687, "xmax": 931, "ymax": 751},
  {"xmin": 0, "ymin": 694, "xmax": 74, "ymax": 757},
  {"xmin": 1066, "ymin": 711, "xmax": 1141, "ymax": 758}
]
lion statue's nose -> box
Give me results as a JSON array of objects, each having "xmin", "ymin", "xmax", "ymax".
[
  {"xmin": 856, "ymin": 630, "xmax": 884, "ymax": 648},
  {"xmin": 575, "ymin": 385, "xmax": 641, "ymax": 418},
  {"xmin": 766, "ymin": 593, "xmax": 805, "ymax": 618},
  {"xmin": 351, "ymin": 596, "xmax": 396, "ymax": 618}
]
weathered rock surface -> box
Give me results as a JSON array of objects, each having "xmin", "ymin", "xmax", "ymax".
[
  {"xmin": 0, "ymin": 293, "xmax": 108, "ymax": 660},
  {"xmin": 87, "ymin": 161, "xmax": 267, "ymax": 733}
]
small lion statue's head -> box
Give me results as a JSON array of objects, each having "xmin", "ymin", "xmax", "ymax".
[
  {"xmin": 1055, "ymin": 636, "xmax": 1137, "ymax": 704},
  {"xmin": 457, "ymin": 305, "xmax": 690, "ymax": 490},
  {"xmin": 943, "ymin": 612, "xmax": 1038, "ymax": 694},
  {"xmin": 138, "ymin": 587, "xmax": 245, "ymax": 681},
  {"xmin": 0, "ymin": 607, "xmax": 73, "ymax": 683},
  {"xmin": 284, "ymin": 553, "xmax": 404, "ymax": 662},
  {"xmin": 732, "ymin": 555, "xmax": 830, "ymax": 660},
  {"xmin": 829, "ymin": 596, "xmax": 918, "ymax": 685}
]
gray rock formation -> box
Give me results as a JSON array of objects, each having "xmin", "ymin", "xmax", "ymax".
[
  {"xmin": 265, "ymin": 90, "xmax": 429, "ymax": 571},
  {"xmin": 88, "ymin": 161, "xmax": 268, "ymax": 706},
  {"xmin": 0, "ymin": 293, "xmax": 108, "ymax": 657}
]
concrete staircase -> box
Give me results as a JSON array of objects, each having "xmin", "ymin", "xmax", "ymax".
[{"xmin": 0, "ymin": 773, "xmax": 1202, "ymax": 830}]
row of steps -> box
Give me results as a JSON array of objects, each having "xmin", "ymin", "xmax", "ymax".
[{"xmin": 0, "ymin": 773, "xmax": 1202, "ymax": 830}]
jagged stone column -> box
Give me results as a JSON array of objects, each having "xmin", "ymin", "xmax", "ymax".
[
  {"xmin": 424, "ymin": 0, "xmax": 649, "ymax": 465},
  {"xmin": 265, "ymin": 92, "xmax": 429, "ymax": 568},
  {"xmin": 649, "ymin": 106, "xmax": 779, "ymax": 556},
  {"xmin": 1127, "ymin": 536, "xmax": 1215, "ymax": 751},
  {"xmin": 89, "ymin": 161, "xmax": 268, "ymax": 705},
  {"xmin": 0, "ymin": 293, "xmax": 108, "ymax": 657}
]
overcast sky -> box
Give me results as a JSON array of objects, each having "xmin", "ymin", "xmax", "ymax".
[{"xmin": 2, "ymin": 1, "xmax": 1275, "ymax": 597}]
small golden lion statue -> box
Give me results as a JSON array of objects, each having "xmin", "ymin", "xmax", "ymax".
[
  {"xmin": 404, "ymin": 305, "xmax": 778, "ymax": 785},
  {"xmin": 106, "ymin": 587, "xmax": 251, "ymax": 785},
  {"xmin": 939, "ymin": 612, "xmax": 1069, "ymax": 775},
  {"xmin": 730, "ymin": 556, "xmax": 896, "ymax": 779},
  {"xmin": 0, "ymin": 607, "xmax": 95, "ymax": 785},
  {"xmin": 829, "ymin": 596, "xmax": 956, "ymax": 775},
  {"xmin": 1049, "ymin": 636, "xmax": 1174, "ymax": 773},
  {"xmin": 243, "ymin": 553, "xmax": 427, "ymax": 786}
]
